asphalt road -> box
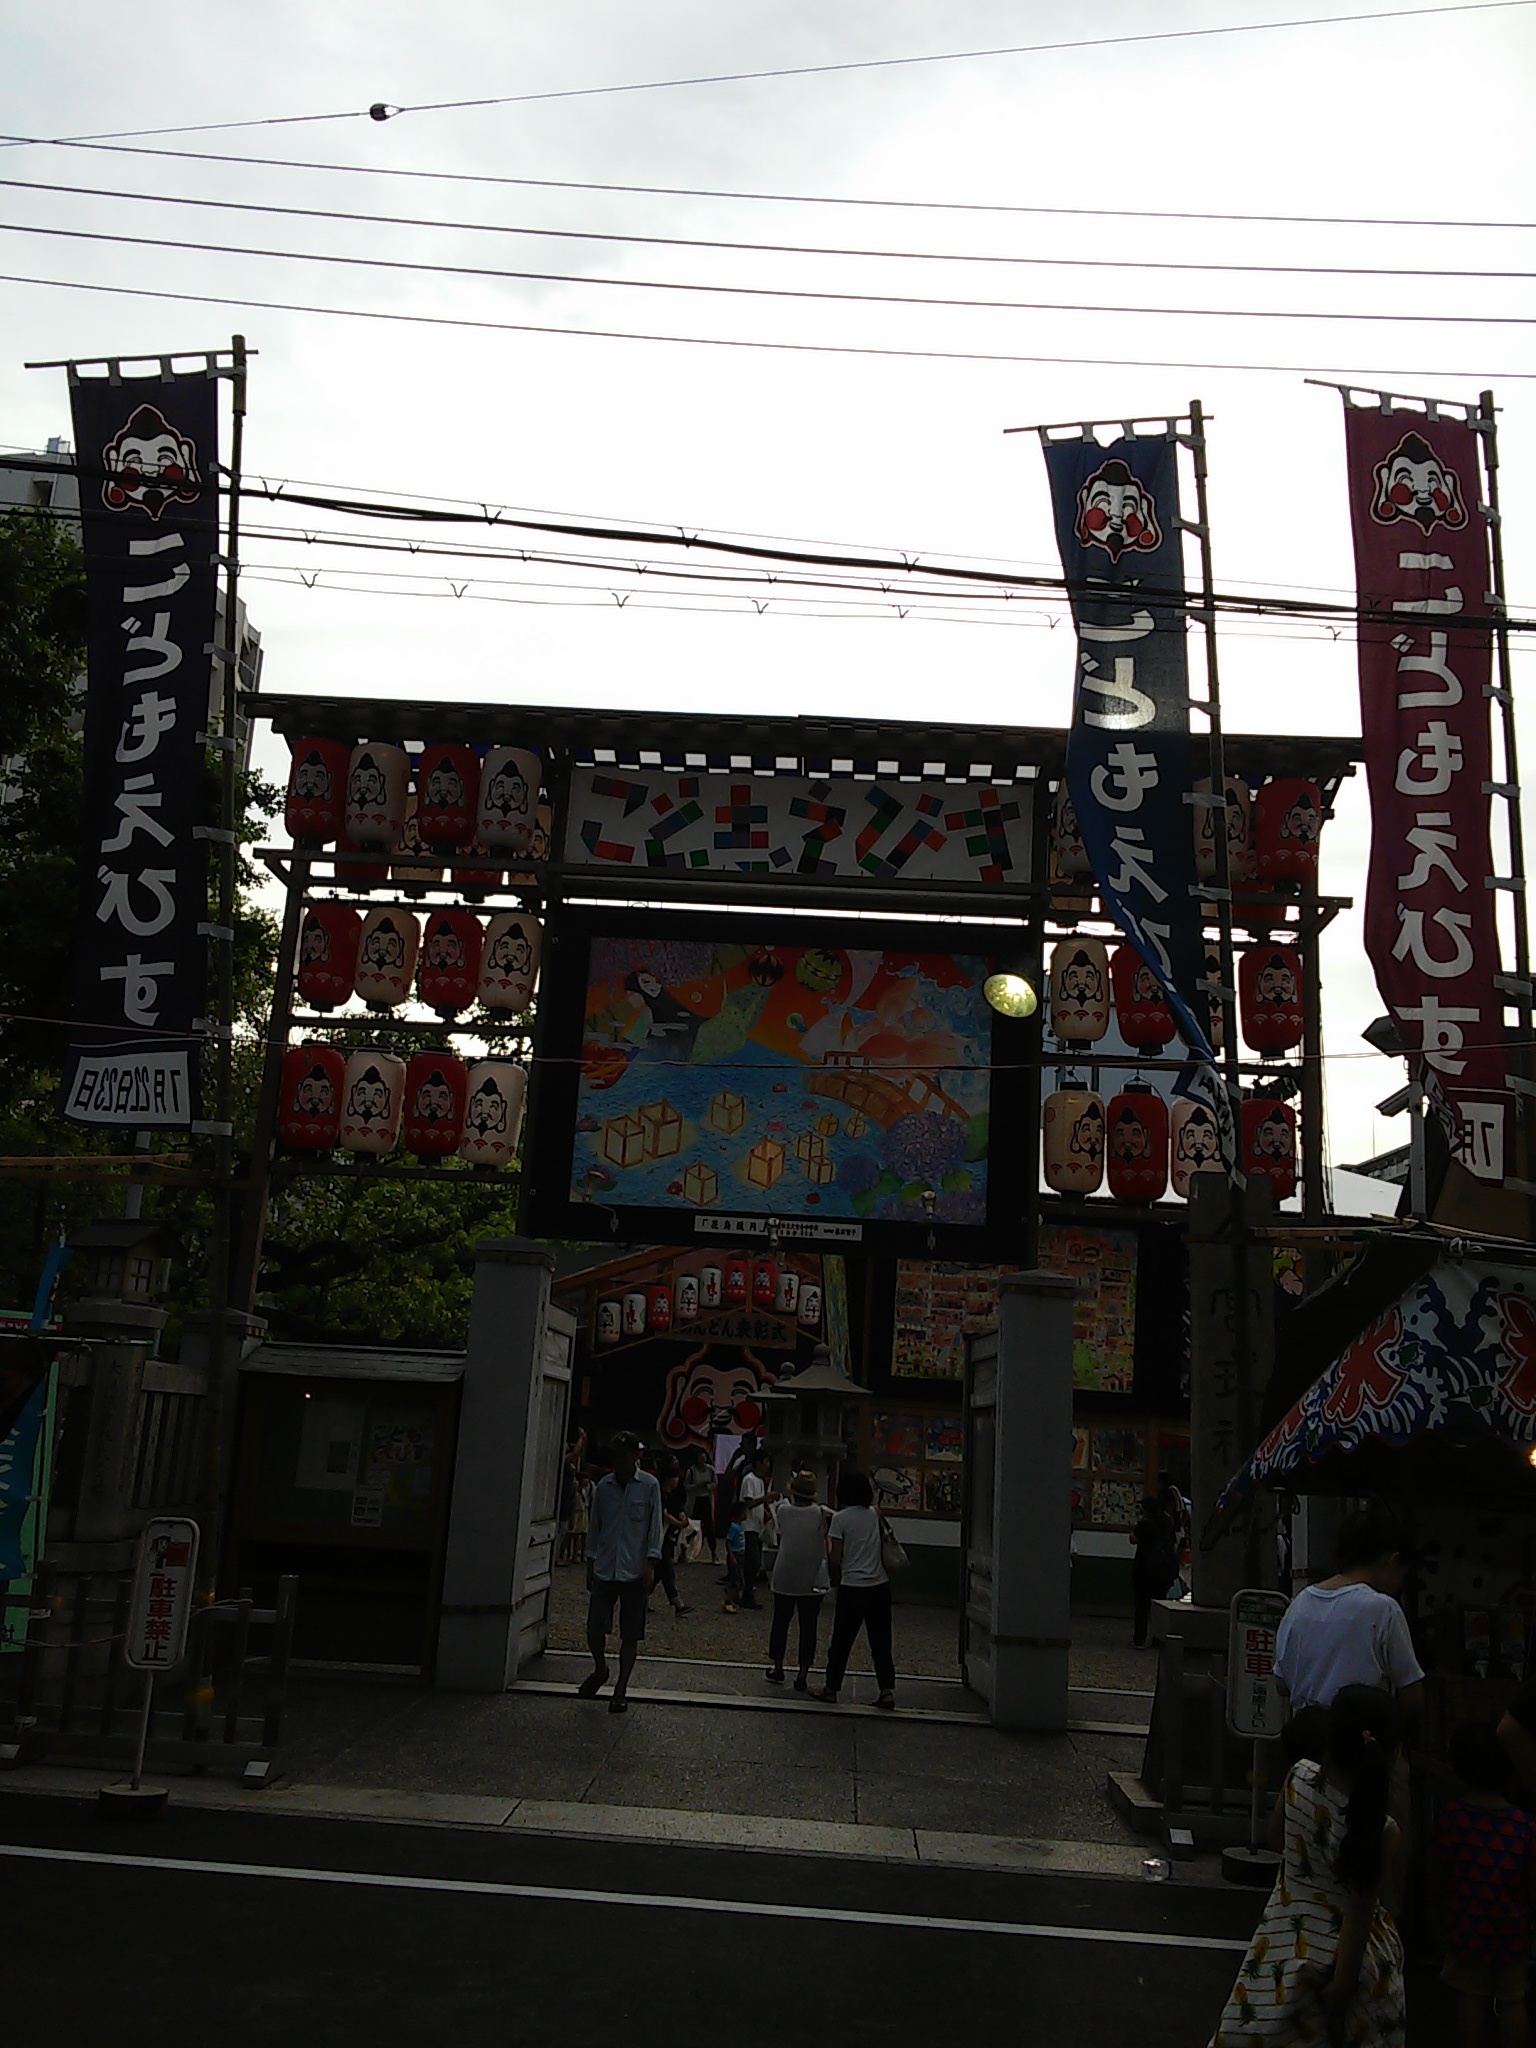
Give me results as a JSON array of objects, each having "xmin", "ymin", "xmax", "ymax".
[{"xmin": 1, "ymin": 1789, "xmax": 1266, "ymax": 2048}]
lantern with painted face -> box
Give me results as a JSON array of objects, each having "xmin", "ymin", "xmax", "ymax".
[
  {"xmin": 344, "ymin": 742, "xmax": 409, "ymax": 849},
  {"xmin": 1239, "ymin": 945, "xmax": 1304, "ymax": 1054},
  {"xmin": 1043, "ymin": 1088, "xmax": 1105, "ymax": 1194},
  {"xmin": 1170, "ymin": 1098, "xmax": 1224, "ymax": 1199},
  {"xmin": 1105, "ymin": 1087, "xmax": 1169, "ymax": 1203},
  {"xmin": 648, "ymin": 1284, "xmax": 673, "ymax": 1333},
  {"xmin": 284, "ymin": 738, "xmax": 350, "ymax": 843},
  {"xmin": 295, "ymin": 903, "xmax": 361, "ymax": 1010},
  {"xmin": 1254, "ymin": 779, "xmax": 1322, "ymax": 884},
  {"xmin": 337, "ymin": 1050, "xmax": 405, "ymax": 1155},
  {"xmin": 477, "ymin": 913, "xmax": 541, "ymax": 1013},
  {"xmin": 402, "ymin": 1051, "xmax": 468, "ymax": 1158},
  {"xmin": 457, "ymin": 1060, "xmax": 527, "ymax": 1168},
  {"xmin": 1051, "ymin": 783, "xmax": 1092, "ymax": 876},
  {"xmin": 1243, "ymin": 1098, "xmax": 1298, "ymax": 1201},
  {"xmin": 1050, "ymin": 938, "xmax": 1110, "ymax": 1044},
  {"xmin": 415, "ymin": 743, "xmax": 480, "ymax": 849},
  {"xmin": 418, "ymin": 909, "xmax": 484, "ymax": 1017},
  {"xmin": 354, "ymin": 909, "xmax": 421, "ymax": 1010},
  {"xmin": 278, "ymin": 1044, "xmax": 345, "ymax": 1151},
  {"xmin": 1193, "ymin": 777, "xmax": 1254, "ymax": 884},
  {"xmin": 676, "ymin": 1273, "xmax": 700, "ymax": 1322},
  {"xmin": 476, "ymin": 746, "xmax": 541, "ymax": 854},
  {"xmin": 752, "ymin": 1259, "xmax": 778, "ymax": 1309},
  {"xmin": 337, "ymin": 823, "xmax": 389, "ymax": 887},
  {"xmin": 723, "ymin": 1258, "xmax": 748, "ymax": 1306},
  {"xmin": 797, "ymin": 1282, "xmax": 823, "ymax": 1330},
  {"xmin": 596, "ymin": 1300, "xmax": 622, "ymax": 1347},
  {"xmin": 1110, "ymin": 944, "xmax": 1174, "ymax": 1054}
]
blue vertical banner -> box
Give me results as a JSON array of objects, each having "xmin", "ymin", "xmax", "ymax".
[
  {"xmin": 1042, "ymin": 432, "xmax": 1214, "ymax": 1064},
  {"xmin": 0, "ymin": 1377, "xmax": 47, "ymax": 1581}
]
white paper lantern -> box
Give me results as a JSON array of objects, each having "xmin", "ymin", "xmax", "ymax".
[
  {"xmin": 477, "ymin": 912, "xmax": 541, "ymax": 1012},
  {"xmin": 337, "ymin": 1050, "xmax": 405, "ymax": 1155},
  {"xmin": 457, "ymin": 1059, "xmax": 527, "ymax": 1168},
  {"xmin": 354, "ymin": 908, "xmax": 421, "ymax": 1010},
  {"xmin": 344, "ymin": 742, "xmax": 409, "ymax": 849},
  {"xmin": 477, "ymin": 747, "xmax": 541, "ymax": 854}
]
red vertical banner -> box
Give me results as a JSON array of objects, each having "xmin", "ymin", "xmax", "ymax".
[{"xmin": 1343, "ymin": 405, "xmax": 1508, "ymax": 1180}]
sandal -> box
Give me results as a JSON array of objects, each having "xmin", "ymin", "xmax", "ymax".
[
  {"xmin": 808, "ymin": 1688, "xmax": 839, "ymax": 1704},
  {"xmin": 576, "ymin": 1672, "xmax": 608, "ymax": 1699},
  {"xmin": 876, "ymin": 1692, "xmax": 896, "ymax": 1712},
  {"xmin": 765, "ymin": 1667, "xmax": 785, "ymax": 1684}
]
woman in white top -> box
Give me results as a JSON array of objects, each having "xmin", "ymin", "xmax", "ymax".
[
  {"xmin": 765, "ymin": 1470, "xmax": 832, "ymax": 1691},
  {"xmin": 811, "ymin": 1468, "xmax": 896, "ymax": 1710}
]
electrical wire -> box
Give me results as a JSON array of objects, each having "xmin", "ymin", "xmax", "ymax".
[
  {"xmin": 5, "ymin": 175, "xmax": 1532, "ymax": 282},
  {"xmin": 8, "ymin": 135, "xmax": 1533, "ymax": 236},
  {"xmin": 5, "ymin": 0, "xmax": 1530, "ymax": 144},
  {"xmin": 10, "ymin": 269, "xmax": 1533, "ymax": 381},
  {"xmin": 5, "ymin": 217, "xmax": 1532, "ymax": 325}
]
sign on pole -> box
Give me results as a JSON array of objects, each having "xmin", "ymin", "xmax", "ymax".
[
  {"xmin": 125, "ymin": 1516, "xmax": 201, "ymax": 1671},
  {"xmin": 1227, "ymin": 1587, "xmax": 1288, "ymax": 1738}
]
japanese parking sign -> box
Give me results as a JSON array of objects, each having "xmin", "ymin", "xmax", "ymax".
[
  {"xmin": 1227, "ymin": 1587, "xmax": 1288, "ymax": 1739},
  {"xmin": 125, "ymin": 1516, "xmax": 200, "ymax": 1671}
]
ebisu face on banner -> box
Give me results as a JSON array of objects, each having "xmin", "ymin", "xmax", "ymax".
[
  {"xmin": 1341, "ymin": 405, "xmax": 1509, "ymax": 1181},
  {"xmin": 521, "ymin": 909, "xmax": 1036, "ymax": 1257},
  {"xmin": 1041, "ymin": 434, "xmax": 1213, "ymax": 1066},
  {"xmin": 59, "ymin": 372, "xmax": 220, "ymax": 1130}
]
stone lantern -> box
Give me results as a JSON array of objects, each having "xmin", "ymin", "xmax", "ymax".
[{"xmin": 762, "ymin": 1344, "xmax": 872, "ymax": 1507}]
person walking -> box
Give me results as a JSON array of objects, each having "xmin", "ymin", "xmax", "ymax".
[
  {"xmin": 651, "ymin": 1459, "xmax": 692, "ymax": 1618},
  {"xmin": 736, "ymin": 1449, "xmax": 773, "ymax": 1611},
  {"xmin": 578, "ymin": 1432, "xmax": 663, "ymax": 1715},
  {"xmin": 1432, "ymin": 1721, "xmax": 1536, "ymax": 2048},
  {"xmin": 765, "ymin": 1470, "xmax": 831, "ymax": 1691},
  {"xmin": 1131, "ymin": 1494, "xmax": 1177, "ymax": 1650},
  {"xmin": 811, "ymin": 1469, "xmax": 896, "ymax": 1711},
  {"xmin": 682, "ymin": 1446, "xmax": 717, "ymax": 1565},
  {"xmin": 1208, "ymin": 1684, "xmax": 1407, "ymax": 2046}
]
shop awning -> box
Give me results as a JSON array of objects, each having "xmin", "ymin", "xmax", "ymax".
[{"xmin": 1218, "ymin": 1261, "xmax": 1536, "ymax": 1519}]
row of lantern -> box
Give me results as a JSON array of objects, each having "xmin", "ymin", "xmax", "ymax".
[
  {"xmin": 1050, "ymin": 937, "xmax": 1304, "ymax": 1056},
  {"xmin": 597, "ymin": 1262, "xmax": 824, "ymax": 1342},
  {"xmin": 285, "ymin": 738, "xmax": 542, "ymax": 855},
  {"xmin": 1042, "ymin": 1086, "xmax": 1298, "ymax": 1203},
  {"xmin": 297, "ymin": 904, "xmax": 541, "ymax": 1017},
  {"xmin": 278, "ymin": 1044, "xmax": 527, "ymax": 1164},
  {"xmin": 1053, "ymin": 777, "xmax": 1323, "ymax": 888}
]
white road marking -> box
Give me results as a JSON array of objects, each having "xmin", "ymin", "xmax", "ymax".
[{"xmin": 0, "ymin": 1842, "xmax": 1247, "ymax": 1952}]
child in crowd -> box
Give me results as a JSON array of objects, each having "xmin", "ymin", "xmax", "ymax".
[
  {"xmin": 1209, "ymin": 1684, "xmax": 1406, "ymax": 2046},
  {"xmin": 721, "ymin": 1506, "xmax": 747, "ymax": 1614},
  {"xmin": 569, "ymin": 1476, "xmax": 591, "ymax": 1565},
  {"xmin": 1432, "ymin": 1720, "xmax": 1536, "ymax": 2048}
]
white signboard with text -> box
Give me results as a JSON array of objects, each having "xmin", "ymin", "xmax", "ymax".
[
  {"xmin": 1227, "ymin": 1587, "xmax": 1288, "ymax": 1739},
  {"xmin": 124, "ymin": 1516, "xmax": 200, "ymax": 1671}
]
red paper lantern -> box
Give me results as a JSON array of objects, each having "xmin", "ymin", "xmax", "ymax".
[
  {"xmin": 647, "ymin": 1284, "xmax": 673, "ymax": 1333},
  {"xmin": 1042, "ymin": 1088, "xmax": 1105, "ymax": 1194},
  {"xmin": 723, "ymin": 1257, "xmax": 748, "ymax": 1306},
  {"xmin": 295, "ymin": 903, "xmax": 361, "ymax": 1010},
  {"xmin": 1051, "ymin": 784, "xmax": 1092, "ymax": 877},
  {"xmin": 1243, "ymin": 1098, "xmax": 1298, "ymax": 1202},
  {"xmin": 1239, "ymin": 945, "xmax": 1304, "ymax": 1054},
  {"xmin": 1050, "ymin": 937, "xmax": 1110, "ymax": 1044},
  {"xmin": 402, "ymin": 1051, "xmax": 468, "ymax": 1158},
  {"xmin": 1106, "ymin": 1087, "xmax": 1169, "ymax": 1203},
  {"xmin": 752, "ymin": 1259, "xmax": 778, "ymax": 1308},
  {"xmin": 337, "ymin": 1050, "xmax": 405, "ymax": 1155},
  {"xmin": 1254, "ymin": 779, "xmax": 1323, "ymax": 884},
  {"xmin": 1110, "ymin": 944, "xmax": 1174, "ymax": 1053},
  {"xmin": 277, "ymin": 1044, "xmax": 345, "ymax": 1150},
  {"xmin": 355, "ymin": 908, "xmax": 421, "ymax": 1010},
  {"xmin": 1171, "ymin": 1098, "xmax": 1224, "ymax": 1199},
  {"xmin": 284, "ymin": 738, "xmax": 350, "ymax": 844},
  {"xmin": 418, "ymin": 909, "xmax": 484, "ymax": 1017},
  {"xmin": 1194, "ymin": 777, "xmax": 1254, "ymax": 884},
  {"xmin": 415, "ymin": 744, "xmax": 480, "ymax": 849}
]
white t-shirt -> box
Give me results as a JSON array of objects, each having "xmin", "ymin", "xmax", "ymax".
[
  {"xmin": 1273, "ymin": 1582, "xmax": 1424, "ymax": 1709},
  {"xmin": 771, "ymin": 1502, "xmax": 831, "ymax": 1596},
  {"xmin": 738, "ymin": 1470, "xmax": 767, "ymax": 1535},
  {"xmin": 829, "ymin": 1505, "xmax": 887, "ymax": 1589}
]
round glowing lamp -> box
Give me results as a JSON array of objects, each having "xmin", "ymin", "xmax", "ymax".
[{"xmin": 983, "ymin": 972, "xmax": 1039, "ymax": 1019}]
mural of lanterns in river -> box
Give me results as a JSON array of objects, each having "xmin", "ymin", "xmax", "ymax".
[
  {"xmin": 295, "ymin": 903, "xmax": 361, "ymax": 1010},
  {"xmin": 277, "ymin": 1044, "xmax": 345, "ymax": 1151},
  {"xmin": 402, "ymin": 1051, "xmax": 468, "ymax": 1158},
  {"xmin": 1049, "ymin": 937, "xmax": 1110, "ymax": 1044},
  {"xmin": 1253, "ymin": 778, "xmax": 1322, "ymax": 885},
  {"xmin": 1043, "ymin": 1087, "xmax": 1105, "ymax": 1195},
  {"xmin": 458, "ymin": 1059, "xmax": 526, "ymax": 1168},
  {"xmin": 344, "ymin": 742, "xmax": 410, "ymax": 849},
  {"xmin": 1105, "ymin": 1087, "xmax": 1169, "ymax": 1203},
  {"xmin": 418, "ymin": 909, "xmax": 483, "ymax": 1017},
  {"xmin": 1110, "ymin": 943, "xmax": 1174, "ymax": 1054},
  {"xmin": 337, "ymin": 1050, "xmax": 405, "ymax": 1155},
  {"xmin": 355, "ymin": 908, "xmax": 421, "ymax": 1010},
  {"xmin": 284, "ymin": 738, "xmax": 351, "ymax": 843},
  {"xmin": 1170, "ymin": 1097, "xmax": 1224, "ymax": 1199},
  {"xmin": 1239, "ymin": 944, "xmax": 1304, "ymax": 1054},
  {"xmin": 1243, "ymin": 1097, "xmax": 1298, "ymax": 1202}
]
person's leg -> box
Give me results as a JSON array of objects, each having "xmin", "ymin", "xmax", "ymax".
[
  {"xmin": 611, "ymin": 1579, "xmax": 648, "ymax": 1709},
  {"xmin": 581, "ymin": 1580, "xmax": 614, "ymax": 1694},
  {"xmin": 1496, "ymin": 1993, "xmax": 1526, "ymax": 2048},
  {"xmin": 742, "ymin": 1532, "xmax": 763, "ymax": 1606},
  {"xmin": 1132, "ymin": 1581, "xmax": 1152, "ymax": 1648},
  {"xmin": 866, "ymin": 1582, "xmax": 896, "ymax": 1698},
  {"xmin": 767, "ymin": 1593, "xmax": 793, "ymax": 1676},
  {"xmin": 796, "ymin": 1595, "xmax": 823, "ymax": 1683},
  {"xmin": 819, "ymin": 1588, "xmax": 865, "ymax": 1698}
]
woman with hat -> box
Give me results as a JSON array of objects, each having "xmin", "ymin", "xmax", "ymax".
[{"xmin": 765, "ymin": 1468, "xmax": 832, "ymax": 1691}]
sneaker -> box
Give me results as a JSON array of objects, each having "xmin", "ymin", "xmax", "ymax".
[{"xmin": 673, "ymin": 1604, "xmax": 691, "ymax": 1616}]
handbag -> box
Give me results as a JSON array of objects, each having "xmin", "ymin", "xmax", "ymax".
[{"xmin": 878, "ymin": 1513, "xmax": 910, "ymax": 1575}]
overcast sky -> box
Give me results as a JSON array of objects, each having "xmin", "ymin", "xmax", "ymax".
[{"xmin": 3, "ymin": 0, "xmax": 1534, "ymax": 1169}]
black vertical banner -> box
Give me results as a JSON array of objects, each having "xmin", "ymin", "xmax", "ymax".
[{"xmin": 59, "ymin": 372, "xmax": 219, "ymax": 1129}]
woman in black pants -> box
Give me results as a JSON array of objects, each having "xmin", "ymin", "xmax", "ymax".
[
  {"xmin": 810, "ymin": 1469, "xmax": 895, "ymax": 1711},
  {"xmin": 1130, "ymin": 1494, "xmax": 1176, "ymax": 1649}
]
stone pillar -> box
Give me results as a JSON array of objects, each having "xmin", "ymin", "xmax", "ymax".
[
  {"xmin": 435, "ymin": 1238, "xmax": 554, "ymax": 1691},
  {"xmin": 991, "ymin": 1270, "xmax": 1077, "ymax": 1731},
  {"xmin": 1188, "ymin": 1176, "xmax": 1276, "ymax": 1609}
]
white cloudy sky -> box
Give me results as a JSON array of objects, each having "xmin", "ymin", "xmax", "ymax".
[{"xmin": 3, "ymin": 0, "xmax": 1534, "ymax": 1169}]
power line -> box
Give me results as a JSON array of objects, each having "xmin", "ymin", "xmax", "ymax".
[
  {"xmin": 6, "ymin": 0, "xmax": 1531, "ymax": 144},
  {"xmin": 7, "ymin": 135, "xmax": 1532, "ymax": 236},
  {"xmin": 5, "ymin": 218, "xmax": 1533, "ymax": 324},
  {"xmin": 6, "ymin": 174, "xmax": 1532, "ymax": 282},
  {"xmin": 10, "ymin": 268, "xmax": 1532, "ymax": 378}
]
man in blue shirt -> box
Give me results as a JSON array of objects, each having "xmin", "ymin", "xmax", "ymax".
[{"xmin": 579, "ymin": 1431, "xmax": 663, "ymax": 1714}]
